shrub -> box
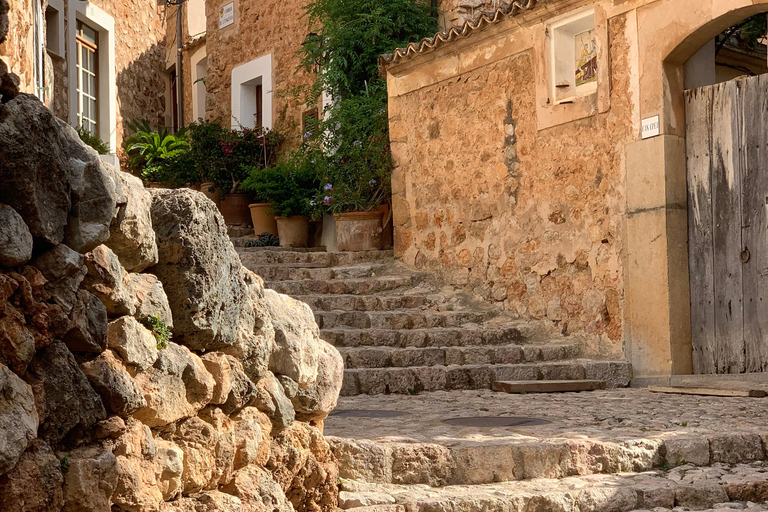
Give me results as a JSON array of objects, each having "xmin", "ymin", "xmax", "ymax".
[
  {"xmin": 241, "ymin": 156, "xmax": 320, "ymax": 218},
  {"xmin": 75, "ymin": 126, "xmax": 110, "ymax": 155},
  {"xmin": 123, "ymin": 120, "xmax": 190, "ymax": 184},
  {"xmin": 142, "ymin": 314, "xmax": 172, "ymax": 350}
]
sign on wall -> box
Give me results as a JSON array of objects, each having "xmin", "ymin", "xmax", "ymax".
[
  {"xmin": 219, "ymin": 2, "xmax": 234, "ymax": 29},
  {"xmin": 642, "ymin": 115, "xmax": 660, "ymax": 139}
]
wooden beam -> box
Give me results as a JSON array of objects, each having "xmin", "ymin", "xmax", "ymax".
[{"xmin": 648, "ymin": 386, "xmax": 766, "ymax": 398}]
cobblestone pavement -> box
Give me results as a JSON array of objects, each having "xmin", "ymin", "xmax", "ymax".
[
  {"xmin": 338, "ymin": 462, "xmax": 768, "ymax": 512},
  {"xmin": 325, "ymin": 388, "xmax": 768, "ymax": 444}
]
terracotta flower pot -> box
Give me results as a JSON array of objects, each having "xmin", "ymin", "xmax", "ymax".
[
  {"xmin": 220, "ymin": 193, "xmax": 252, "ymax": 226},
  {"xmin": 334, "ymin": 210, "xmax": 384, "ymax": 252},
  {"xmin": 200, "ymin": 182, "xmax": 221, "ymax": 207},
  {"xmin": 249, "ymin": 203, "xmax": 278, "ymax": 236},
  {"xmin": 275, "ymin": 215, "xmax": 310, "ymax": 248}
]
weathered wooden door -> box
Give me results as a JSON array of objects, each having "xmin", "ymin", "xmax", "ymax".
[{"xmin": 686, "ymin": 75, "xmax": 768, "ymax": 374}]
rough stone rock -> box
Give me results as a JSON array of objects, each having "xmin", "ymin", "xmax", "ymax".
[
  {"xmin": 675, "ymin": 482, "xmax": 730, "ymax": 509},
  {"xmin": 106, "ymin": 170, "xmax": 158, "ymax": 272},
  {"xmin": 61, "ymin": 445, "xmax": 119, "ymax": 512},
  {"xmin": 0, "ymin": 362, "xmax": 38, "ymax": 475},
  {"xmin": 95, "ymin": 415, "xmax": 126, "ymax": 439},
  {"xmin": 84, "ymin": 245, "xmax": 173, "ymax": 325},
  {"xmin": 0, "ymin": 0, "xmax": 8, "ymax": 44},
  {"xmin": 159, "ymin": 491, "xmax": 245, "ymax": 512},
  {"xmin": 268, "ymin": 422, "xmax": 339, "ymax": 512},
  {"xmin": 220, "ymin": 465, "xmax": 294, "ymax": 512},
  {"xmin": 0, "ymin": 204, "xmax": 33, "ymax": 267},
  {"xmin": 132, "ymin": 342, "xmax": 214, "ymax": 427},
  {"xmin": 165, "ymin": 412, "xmax": 234, "ymax": 495},
  {"xmin": 33, "ymin": 244, "xmax": 86, "ymax": 314},
  {"xmin": 292, "ymin": 341, "xmax": 343, "ymax": 422},
  {"xmin": 112, "ymin": 419, "xmax": 163, "ymax": 512},
  {"xmin": 107, "ymin": 316, "xmax": 158, "ymax": 371},
  {"xmin": 265, "ymin": 289, "xmax": 320, "ymax": 388},
  {"xmin": 664, "ymin": 436, "xmax": 711, "ymax": 467},
  {"xmin": 0, "ymin": 439, "xmax": 64, "ymax": 511},
  {"xmin": 254, "ymin": 372, "xmax": 295, "ymax": 433},
  {"xmin": 80, "ymin": 350, "xmax": 147, "ymax": 417},
  {"xmin": 200, "ymin": 407, "xmax": 236, "ymax": 488},
  {"xmin": 23, "ymin": 342, "xmax": 106, "ymax": 444},
  {"xmin": 149, "ymin": 189, "xmax": 256, "ymax": 351},
  {"xmin": 231, "ymin": 407, "xmax": 272, "ymax": 470},
  {"xmin": 222, "ymin": 355, "xmax": 258, "ymax": 416},
  {"xmin": 129, "ymin": 272, "xmax": 173, "ymax": 327},
  {"xmin": 83, "ymin": 244, "xmax": 134, "ymax": 316},
  {"xmin": 155, "ymin": 438, "xmax": 184, "ymax": 501},
  {"xmin": 339, "ymin": 491, "xmax": 396, "ymax": 509},
  {"xmin": 0, "ymin": 96, "xmax": 73, "ymax": 246},
  {"xmin": 64, "ymin": 290, "xmax": 108, "ymax": 352},
  {"xmin": 202, "ymin": 352, "xmax": 233, "ymax": 404},
  {"xmin": 0, "ymin": 301, "xmax": 36, "ymax": 373},
  {"xmin": 0, "ymin": 60, "xmax": 19, "ymax": 101},
  {"xmin": 710, "ymin": 434, "xmax": 764, "ymax": 464}
]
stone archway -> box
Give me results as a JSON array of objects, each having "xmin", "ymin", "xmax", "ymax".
[{"xmin": 624, "ymin": 0, "xmax": 768, "ymax": 382}]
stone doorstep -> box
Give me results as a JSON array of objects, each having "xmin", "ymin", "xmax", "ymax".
[
  {"xmin": 319, "ymin": 327, "xmax": 531, "ymax": 349},
  {"xmin": 237, "ymin": 248, "xmax": 394, "ymax": 266},
  {"xmin": 246, "ymin": 263, "xmax": 390, "ymax": 281},
  {"xmin": 341, "ymin": 360, "xmax": 632, "ymax": 395},
  {"xmin": 329, "ymin": 432, "xmax": 768, "ymax": 488},
  {"xmin": 266, "ymin": 276, "xmax": 417, "ymax": 295},
  {"xmin": 299, "ymin": 294, "xmax": 431, "ymax": 313},
  {"xmin": 315, "ymin": 310, "xmax": 496, "ymax": 330},
  {"xmin": 337, "ymin": 464, "xmax": 768, "ymax": 512},
  {"xmin": 336, "ymin": 342, "xmax": 583, "ymax": 369}
]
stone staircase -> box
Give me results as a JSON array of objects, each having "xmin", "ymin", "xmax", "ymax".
[{"xmin": 234, "ymin": 241, "xmax": 631, "ymax": 395}]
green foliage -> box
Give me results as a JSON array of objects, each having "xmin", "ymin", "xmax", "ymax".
[
  {"xmin": 301, "ymin": 0, "xmax": 437, "ymax": 100},
  {"xmin": 75, "ymin": 126, "xmax": 110, "ymax": 155},
  {"xmin": 60, "ymin": 454, "xmax": 70, "ymax": 474},
  {"xmin": 142, "ymin": 314, "xmax": 172, "ymax": 350},
  {"xmin": 123, "ymin": 119, "xmax": 191, "ymax": 185},
  {"xmin": 245, "ymin": 232, "xmax": 280, "ymax": 247},
  {"xmin": 717, "ymin": 13, "xmax": 767, "ymax": 54},
  {"xmin": 241, "ymin": 157, "xmax": 320, "ymax": 218}
]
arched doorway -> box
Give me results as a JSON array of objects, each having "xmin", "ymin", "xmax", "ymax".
[{"xmin": 681, "ymin": 12, "xmax": 768, "ymax": 375}]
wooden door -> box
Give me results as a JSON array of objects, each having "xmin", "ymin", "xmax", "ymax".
[{"xmin": 686, "ymin": 75, "xmax": 768, "ymax": 374}]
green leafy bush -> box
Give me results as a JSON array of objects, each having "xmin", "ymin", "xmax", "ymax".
[
  {"xmin": 142, "ymin": 314, "xmax": 172, "ymax": 350},
  {"xmin": 241, "ymin": 157, "xmax": 320, "ymax": 218},
  {"xmin": 75, "ymin": 126, "xmax": 110, "ymax": 155},
  {"xmin": 123, "ymin": 120, "xmax": 190, "ymax": 184}
]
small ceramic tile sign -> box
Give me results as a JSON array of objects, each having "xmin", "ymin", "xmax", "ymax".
[
  {"xmin": 219, "ymin": 2, "xmax": 234, "ymax": 29},
  {"xmin": 642, "ymin": 115, "xmax": 660, "ymax": 139}
]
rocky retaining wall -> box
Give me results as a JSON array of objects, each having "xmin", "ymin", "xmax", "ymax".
[{"xmin": 0, "ymin": 45, "xmax": 343, "ymax": 511}]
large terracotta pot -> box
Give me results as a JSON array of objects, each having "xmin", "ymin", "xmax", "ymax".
[
  {"xmin": 220, "ymin": 193, "xmax": 252, "ymax": 226},
  {"xmin": 249, "ymin": 203, "xmax": 278, "ymax": 236},
  {"xmin": 200, "ymin": 182, "xmax": 221, "ymax": 207},
  {"xmin": 334, "ymin": 210, "xmax": 384, "ymax": 252},
  {"xmin": 275, "ymin": 215, "xmax": 310, "ymax": 248}
]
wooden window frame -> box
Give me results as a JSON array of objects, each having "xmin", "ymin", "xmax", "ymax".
[{"xmin": 76, "ymin": 20, "xmax": 99, "ymax": 135}]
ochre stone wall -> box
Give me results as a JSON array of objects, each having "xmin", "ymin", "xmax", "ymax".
[
  {"xmin": 0, "ymin": 0, "xmax": 33, "ymax": 93},
  {"xmin": 204, "ymin": 0, "xmax": 316, "ymax": 143},
  {"xmin": 389, "ymin": 14, "xmax": 634, "ymax": 357}
]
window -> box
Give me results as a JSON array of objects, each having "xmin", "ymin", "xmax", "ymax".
[
  {"xmin": 231, "ymin": 54, "xmax": 272, "ymax": 130},
  {"xmin": 76, "ymin": 21, "xmax": 98, "ymax": 134},
  {"xmin": 191, "ymin": 50, "xmax": 207, "ymax": 121},
  {"xmin": 33, "ymin": 0, "xmax": 45, "ymax": 102},
  {"xmin": 45, "ymin": 0, "xmax": 65, "ymax": 58},
  {"xmin": 255, "ymin": 84, "xmax": 263, "ymax": 129},
  {"xmin": 301, "ymin": 107, "xmax": 320, "ymax": 137},
  {"xmin": 547, "ymin": 9, "xmax": 597, "ymax": 104}
]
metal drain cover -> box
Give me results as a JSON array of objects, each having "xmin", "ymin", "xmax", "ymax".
[
  {"xmin": 441, "ymin": 416, "xmax": 550, "ymax": 427},
  {"xmin": 329, "ymin": 409, "xmax": 407, "ymax": 418}
]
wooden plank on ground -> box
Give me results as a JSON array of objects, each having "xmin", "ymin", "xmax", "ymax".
[
  {"xmin": 711, "ymin": 79, "xmax": 745, "ymax": 374},
  {"xmin": 685, "ymin": 86, "xmax": 717, "ymax": 374},
  {"xmin": 648, "ymin": 386, "xmax": 766, "ymax": 398},
  {"xmin": 741, "ymin": 74, "xmax": 768, "ymax": 373},
  {"xmin": 492, "ymin": 380, "xmax": 606, "ymax": 394}
]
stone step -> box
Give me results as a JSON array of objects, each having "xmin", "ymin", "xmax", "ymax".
[
  {"xmin": 337, "ymin": 342, "xmax": 582, "ymax": 369},
  {"xmin": 266, "ymin": 276, "xmax": 416, "ymax": 296},
  {"xmin": 492, "ymin": 379, "xmax": 605, "ymax": 393},
  {"xmin": 320, "ymin": 326, "xmax": 534, "ymax": 348},
  {"xmin": 248, "ymin": 263, "xmax": 390, "ymax": 282},
  {"xmin": 238, "ymin": 248, "xmax": 394, "ymax": 266},
  {"xmin": 341, "ymin": 360, "xmax": 631, "ymax": 395},
  {"xmin": 337, "ymin": 461, "xmax": 768, "ymax": 512},
  {"xmin": 300, "ymin": 294, "xmax": 430, "ymax": 312},
  {"xmin": 315, "ymin": 310, "xmax": 495, "ymax": 330}
]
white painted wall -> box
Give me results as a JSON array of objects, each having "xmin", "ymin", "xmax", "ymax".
[{"xmin": 231, "ymin": 54, "xmax": 272, "ymax": 130}]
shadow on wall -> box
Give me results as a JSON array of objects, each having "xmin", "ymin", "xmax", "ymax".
[{"xmin": 116, "ymin": 41, "xmax": 167, "ymax": 162}]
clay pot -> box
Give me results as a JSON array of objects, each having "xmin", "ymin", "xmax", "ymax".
[
  {"xmin": 334, "ymin": 210, "xmax": 384, "ymax": 252},
  {"xmin": 275, "ymin": 215, "xmax": 310, "ymax": 248},
  {"xmin": 220, "ymin": 193, "xmax": 252, "ymax": 226},
  {"xmin": 189, "ymin": 183, "xmax": 202, "ymax": 191},
  {"xmin": 377, "ymin": 204, "xmax": 393, "ymax": 249},
  {"xmin": 200, "ymin": 182, "xmax": 221, "ymax": 207},
  {"xmin": 249, "ymin": 203, "xmax": 278, "ymax": 236}
]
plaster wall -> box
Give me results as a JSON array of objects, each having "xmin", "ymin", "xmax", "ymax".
[{"xmin": 387, "ymin": 0, "xmax": 768, "ymax": 377}]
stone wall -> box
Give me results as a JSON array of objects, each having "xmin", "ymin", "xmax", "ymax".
[
  {"xmin": 0, "ymin": 50, "xmax": 342, "ymax": 511},
  {"xmin": 388, "ymin": 12, "xmax": 634, "ymax": 358},
  {"xmin": 203, "ymin": 0, "xmax": 316, "ymax": 143},
  {"xmin": 0, "ymin": 0, "xmax": 33, "ymax": 94}
]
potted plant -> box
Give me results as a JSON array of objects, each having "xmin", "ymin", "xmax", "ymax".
[
  {"xmin": 242, "ymin": 157, "xmax": 319, "ymax": 247},
  {"xmin": 123, "ymin": 120, "xmax": 190, "ymax": 188},
  {"xmin": 312, "ymin": 85, "xmax": 392, "ymax": 251},
  {"xmin": 185, "ymin": 119, "xmax": 230, "ymax": 206}
]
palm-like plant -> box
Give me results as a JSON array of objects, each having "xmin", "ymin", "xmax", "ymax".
[{"xmin": 123, "ymin": 120, "xmax": 190, "ymax": 180}]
